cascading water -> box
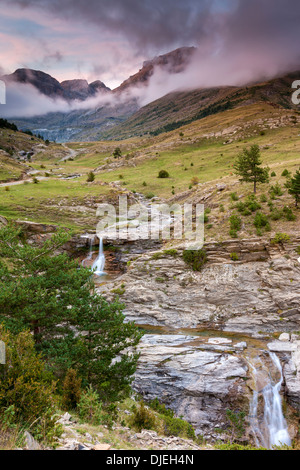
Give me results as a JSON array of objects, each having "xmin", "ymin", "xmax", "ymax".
[
  {"xmin": 249, "ymin": 352, "xmax": 291, "ymax": 449},
  {"xmin": 92, "ymin": 237, "xmax": 105, "ymax": 276}
]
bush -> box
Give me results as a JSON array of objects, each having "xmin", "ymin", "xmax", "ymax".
[
  {"xmin": 158, "ymin": 170, "xmax": 169, "ymax": 178},
  {"xmin": 77, "ymin": 386, "xmax": 103, "ymax": 425},
  {"xmin": 0, "ymin": 326, "xmax": 59, "ymax": 443},
  {"xmin": 164, "ymin": 416, "xmax": 195, "ymax": 440},
  {"xmin": 260, "ymin": 194, "xmax": 268, "ymax": 203},
  {"xmin": 230, "ymin": 192, "xmax": 239, "ymax": 201},
  {"xmin": 229, "ymin": 214, "xmax": 242, "ymax": 232},
  {"xmin": 281, "ymin": 169, "xmax": 290, "ymax": 177},
  {"xmin": 271, "ymin": 233, "xmax": 291, "ymax": 245},
  {"xmin": 254, "ymin": 212, "xmax": 269, "ymax": 229},
  {"xmin": 129, "ymin": 402, "xmax": 157, "ymax": 432},
  {"xmin": 182, "ymin": 248, "xmax": 208, "ymax": 271},
  {"xmin": 191, "ymin": 176, "xmax": 199, "ymax": 185},
  {"xmin": 283, "ymin": 206, "xmax": 296, "ymax": 221},
  {"xmin": 230, "ymin": 252, "xmax": 239, "ymax": 261},
  {"xmin": 62, "ymin": 369, "xmax": 82, "ymax": 411},
  {"xmin": 87, "ymin": 171, "xmax": 95, "ymax": 183},
  {"xmin": 271, "ymin": 171, "xmax": 276, "ymax": 177},
  {"xmin": 269, "ymin": 182, "xmax": 283, "ymax": 197}
]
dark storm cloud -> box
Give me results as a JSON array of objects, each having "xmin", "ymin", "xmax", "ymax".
[
  {"xmin": 7, "ymin": 0, "xmax": 212, "ymax": 53},
  {"xmin": 5, "ymin": 0, "xmax": 300, "ymax": 68}
]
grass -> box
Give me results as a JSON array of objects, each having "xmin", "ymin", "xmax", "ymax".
[{"xmin": 0, "ymin": 102, "xmax": 299, "ymax": 236}]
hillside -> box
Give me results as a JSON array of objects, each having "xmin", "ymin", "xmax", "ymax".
[
  {"xmin": 0, "ymin": 101, "xmax": 299, "ymax": 237},
  {"xmin": 102, "ymin": 71, "xmax": 300, "ymax": 140}
]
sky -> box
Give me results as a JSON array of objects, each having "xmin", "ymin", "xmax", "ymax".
[{"xmin": 0, "ymin": 0, "xmax": 300, "ymax": 90}]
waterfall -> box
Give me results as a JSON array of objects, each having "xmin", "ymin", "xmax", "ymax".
[
  {"xmin": 92, "ymin": 237, "xmax": 105, "ymax": 276},
  {"xmin": 249, "ymin": 352, "xmax": 291, "ymax": 449}
]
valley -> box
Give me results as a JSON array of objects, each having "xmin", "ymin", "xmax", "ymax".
[{"xmin": 0, "ymin": 67, "xmax": 300, "ymax": 450}]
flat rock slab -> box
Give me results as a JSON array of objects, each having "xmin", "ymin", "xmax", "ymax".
[{"xmin": 267, "ymin": 341, "xmax": 297, "ymax": 353}]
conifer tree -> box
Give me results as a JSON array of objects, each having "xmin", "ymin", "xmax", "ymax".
[
  {"xmin": 233, "ymin": 144, "xmax": 269, "ymax": 193},
  {"xmin": 286, "ymin": 168, "xmax": 300, "ymax": 207},
  {"xmin": 0, "ymin": 225, "xmax": 142, "ymax": 403}
]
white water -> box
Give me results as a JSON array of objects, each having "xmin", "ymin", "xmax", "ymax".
[
  {"xmin": 92, "ymin": 237, "xmax": 106, "ymax": 276},
  {"xmin": 249, "ymin": 352, "xmax": 291, "ymax": 449}
]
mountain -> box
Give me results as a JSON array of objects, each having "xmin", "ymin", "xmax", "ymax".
[
  {"xmin": 2, "ymin": 69, "xmax": 110, "ymax": 101},
  {"xmin": 1, "ymin": 48, "xmax": 299, "ymax": 142},
  {"xmin": 114, "ymin": 46, "xmax": 196, "ymax": 94},
  {"xmin": 101, "ymin": 71, "xmax": 300, "ymax": 140}
]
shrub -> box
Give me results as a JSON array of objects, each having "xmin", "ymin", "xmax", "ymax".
[
  {"xmin": 77, "ymin": 386, "xmax": 103, "ymax": 425},
  {"xmin": 182, "ymin": 248, "xmax": 207, "ymax": 271},
  {"xmin": 164, "ymin": 415, "xmax": 195, "ymax": 440},
  {"xmin": 145, "ymin": 192, "xmax": 155, "ymax": 199},
  {"xmin": 163, "ymin": 249, "xmax": 178, "ymax": 257},
  {"xmin": 271, "ymin": 171, "xmax": 276, "ymax": 177},
  {"xmin": 0, "ymin": 326, "xmax": 59, "ymax": 442},
  {"xmin": 62, "ymin": 369, "xmax": 82, "ymax": 411},
  {"xmin": 158, "ymin": 170, "xmax": 169, "ymax": 178},
  {"xmin": 254, "ymin": 212, "xmax": 269, "ymax": 229},
  {"xmin": 129, "ymin": 402, "xmax": 157, "ymax": 432},
  {"xmin": 230, "ymin": 192, "xmax": 239, "ymax": 201},
  {"xmin": 271, "ymin": 233, "xmax": 291, "ymax": 245},
  {"xmin": 269, "ymin": 182, "xmax": 283, "ymax": 196},
  {"xmin": 87, "ymin": 171, "xmax": 95, "ymax": 182},
  {"xmin": 229, "ymin": 214, "xmax": 242, "ymax": 232},
  {"xmin": 260, "ymin": 194, "xmax": 268, "ymax": 203},
  {"xmin": 281, "ymin": 169, "xmax": 290, "ymax": 177},
  {"xmin": 229, "ymin": 229, "xmax": 238, "ymax": 238},
  {"xmin": 149, "ymin": 398, "xmax": 174, "ymax": 418},
  {"xmin": 230, "ymin": 252, "xmax": 239, "ymax": 261},
  {"xmin": 191, "ymin": 176, "xmax": 199, "ymax": 185}
]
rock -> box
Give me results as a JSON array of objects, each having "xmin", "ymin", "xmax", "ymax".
[
  {"xmin": 57, "ymin": 412, "xmax": 72, "ymax": 425},
  {"xmin": 283, "ymin": 338, "xmax": 300, "ymax": 411},
  {"xmin": 133, "ymin": 334, "xmax": 249, "ymax": 435},
  {"xmin": 279, "ymin": 333, "xmax": 290, "ymax": 342},
  {"xmin": 267, "ymin": 341, "xmax": 297, "ymax": 353},
  {"xmin": 0, "ymin": 215, "xmax": 8, "ymax": 227},
  {"xmin": 207, "ymin": 338, "xmax": 232, "ymax": 345},
  {"xmin": 93, "ymin": 444, "xmax": 112, "ymax": 450},
  {"xmin": 24, "ymin": 431, "xmax": 42, "ymax": 450},
  {"xmin": 216, "ymin": 184, "xmax": 227, "ymax": 191},
  {"xmin": 97, "ymin": 238, "xmax": 300, "ymax": 335},
  {"xmin": 235, "ymin": 342, "xmax": 247, "ymax": 350}
]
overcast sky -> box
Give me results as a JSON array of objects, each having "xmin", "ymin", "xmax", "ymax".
[{"xmin": 0, "ymin": 0, "xmax": 300, "ymax": 89}]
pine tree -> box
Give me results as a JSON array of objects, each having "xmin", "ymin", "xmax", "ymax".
[
  {"xmin": 0, "ymin": 225, "xmax": 142, "ymax": 402},
  {"xmin": 233, "ymin": 144, "xmax": 269, "ymax": 193},
  {"xmin": 286, "ymin": 168, "xmax": 300, "ymax": 207}
]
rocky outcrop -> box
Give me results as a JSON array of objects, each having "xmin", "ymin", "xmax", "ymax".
[
  {"xmin": 133, "ymin": 334, "xmax": 249, "ymax": 438},
  {"xmin": 98, "ymin": 237, "xmax": 300, "ymax": 335}
]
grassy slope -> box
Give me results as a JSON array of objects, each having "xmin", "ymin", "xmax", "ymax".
[{"xmin": 0, "ymin": 102, "xmax": 299, "ymax": 237}]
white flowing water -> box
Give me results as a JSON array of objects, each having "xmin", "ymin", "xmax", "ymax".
[
  {"xmin": 92, "ymin": 237, "xmax": 105, "ymax": 276},
  {"xmin": 249, "ymin": 352, "xmax": 291, "ymax": 449}
]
